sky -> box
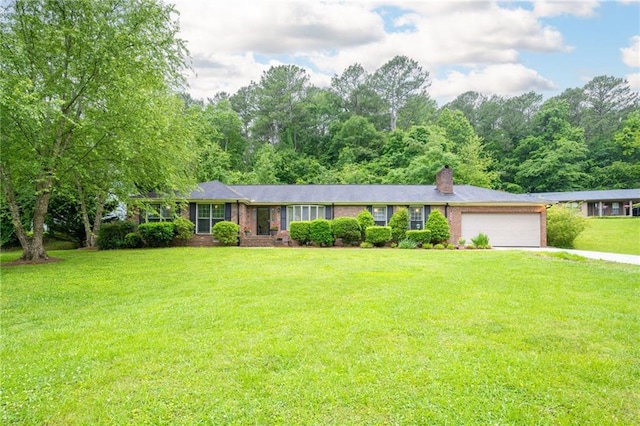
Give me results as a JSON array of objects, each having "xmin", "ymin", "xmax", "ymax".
[{"xmin": 171, "ymin": 0, "xmax": 640, "ymax": 106}]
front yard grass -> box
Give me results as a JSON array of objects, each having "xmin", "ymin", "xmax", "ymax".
[
  {"xmin": 573, "ymin": 217, "xmax": 640, "ymax": 255},
  {"xmin": 2, "ymin": 247, "xmax": 639, "ymax": 424}
]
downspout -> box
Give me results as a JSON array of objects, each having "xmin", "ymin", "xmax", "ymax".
[
  {"xmin": 237, "ymin": 200, "xmax": 240, "ymax": 246},
  {"xmin": 332, "ymin": 203, "xmax": 335, "ymax": 220},
  {"xmin": 445, "ymin": 203, "xmax": 449, "ymax": 219}
]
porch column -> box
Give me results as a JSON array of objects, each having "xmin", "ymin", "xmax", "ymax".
[
  {"xmin": 630, "ymin": 200, "xmax": 634, "ymax": 217},
  {"xmin": 598, "ymin": 201, "xmax": 603, "ymax": 217}
]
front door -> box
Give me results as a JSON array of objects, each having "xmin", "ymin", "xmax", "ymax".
[{"xmin": 257, "ymin": 207, "xmax": 270, "ymax": 235}]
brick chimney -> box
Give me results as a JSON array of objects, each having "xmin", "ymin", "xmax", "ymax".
[{"xmin": 436, "ymin": 165, "xmax": 454, "ymax": 194}]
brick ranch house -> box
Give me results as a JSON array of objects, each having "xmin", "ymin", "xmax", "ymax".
[
  {"xmin": 532, "ymin": 189, "xmax": 640, "ymax": 217},
  {"xmin": 138, "ymin": 167, "xmax": 549, "ymax": 247}
]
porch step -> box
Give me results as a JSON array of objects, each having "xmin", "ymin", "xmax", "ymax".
[{"xmin": 241, "ymin": 235, "xmax": 289, "ymax": 247}]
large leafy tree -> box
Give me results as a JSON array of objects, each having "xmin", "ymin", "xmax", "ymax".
[
  {"xmin": 330, "ymin": 63, "xmax": 385, "ymax": 125},
  {"xmin": 0, "ymin": 0, "xmax": 194, "ymax": 260},
  {"xmin": 581, "ymin": 76, "xmax": 638, "ymax": 148},
  {"xmin": 253, "ymin": 65, "xmax": 310, "ymax": 150},
  {"xmin": 371, "ymin": 56, "xmax": 430, "ymax": 131},
  {"xmin": 514, "ymin": 100, "xmax": 588, "ymax": 192}
]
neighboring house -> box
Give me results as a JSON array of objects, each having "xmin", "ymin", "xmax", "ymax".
[
  {"xmin": 138, "ymin": 167, "xmax": 549, "ymax": 247},
  {"xmin": 533, "ymin": 189, "xmax": 640, "ymax": 217}
]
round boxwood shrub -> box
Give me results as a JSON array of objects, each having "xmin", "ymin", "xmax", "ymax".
[
  {"xmin": 173, "ymin": 216, "xmax": 195, "ymax": 245},
  {"xmin": 310, "ymin": 218, "xmax": 334, "ymax": 246},
  {"xmin": 97, "ymin": 220, "xmax": 136, "ymax": 250},
  {"xmin": 332, "ymin": 217, "xmax": 361, "ymax": 245},
  {"xmin": 138, "ymin": 222, "xmax": 175, "ymax": 247},
  {"xmin": 405, "ymin": 229, "xmax": 431, "ymax": 246},
  {"xmin": 289, "ymin": 221, "xmax": 311, "ymax": 245},
  {"xmin": 212, "ymin": 221, "xmax": 239, "ymax": 246},
  {"xmin": 356, "ymin": 209, "xmax": 375, "ymax": 241},
  {"xmin": 388, "ymin": 207, "xmax": 409, "ymax": 243},
  {"xmin": 365, "ymin": 226, "xmax": 392, "ymax": 247},
  {"xmin": 426, "ymin": 209, "xmax": 450, "ymax": 244},
  {"xmin": 122, "ymin": 232, "xmax": 143, "ymax": 249}
]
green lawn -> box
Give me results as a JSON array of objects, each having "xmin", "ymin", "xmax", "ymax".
[
  {"xmin": 573, "ymin": 217, "xmax": 640, "ymax": 255},
  {"xmin": 2, "ymin": 248, "xmax": 639, "ymax": 425}
]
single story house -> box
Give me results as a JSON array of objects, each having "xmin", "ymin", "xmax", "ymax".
[
  {"xmin": 532, "ymin": 189, "xmax": 640, "ymax": 217},
  {"xmin": 139, "ymin": 167, "xmax": 549, "ymax": 247}
]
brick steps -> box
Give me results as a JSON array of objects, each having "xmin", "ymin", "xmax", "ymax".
[
  {"xmin": 241, "ymin": 235, "xmax": 289, "ymax": 247},
  {"xmin": 185, "ymin": 234, "xmax": 290, "ymax": 248}
]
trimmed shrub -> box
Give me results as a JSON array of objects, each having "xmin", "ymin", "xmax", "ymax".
[
  {"xmin": 173, "ymin": 217, "xmax": 195, "ymax": 245},
  {"xmin": 212, "ymin": 221, "xmax": 239, "ymax": 246},
  {"xmin": 139, "ymin": 222, "xmax": 175, "ymax": 247},
  {"xmin": 310, "ymin": 219, "xmax": 334, "ymax": 246},
  {"xmin": 433, "ymin": 243, "xmax": 445, "ymax": 250},
  {"xmin": 446, "ymin": 243, "xmax": 456, "ymax": 250},
  {"xmin": 123, "ymin": 232, "xmax": 143, "ymax": 249},
  {"xmin": 398, "ymin": 239, "xmax": 418, "ymax": 249},
  {"xmin": 332, "ymin": 217, "xmax": 361, "ymax": 245},
  {"xmin": 423, "ymin": 243, "xmax": 433, "ymax": 249},
  {"xmin": 356, "ymin": 209, "xmax": 375, "ymax": 241},
  {"xmin": 388, "ymin": 207, "xmax": 410, "ymax": 243},
  {"xmin": 546, "ymin": 205, "xmax": 587, "ymax": 248},
  {"xmin": 426, "ymin": 210, "xmax": 450, "ymax": 244},
  {"xmin": 289, "ymin": 221, "xmax": 311, "ymax": 245},
  {"xmin": 405, "ymin": 229, "xmax": 431, "ymax": 246},
  {"xmin": 360, "ymin": 241, "xmax": 374, "ymax": 248},
  {"xmin": 471, "ymin": 232, "xmax": 491, "ymax": 249},
  {"xmin": 365, "ymin": 226, "xmax": 392, "ymax": 247},
  {"xmin": 97, "ymin": 220, "xmax": 136, "ymax": 250}
]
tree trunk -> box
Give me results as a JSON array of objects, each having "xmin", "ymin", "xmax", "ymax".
[
  {"xmin": 0, "ymin": 168, "xmax": 50, "ymax": 261},
  {"xmin": 22, "ymin": 180, "xmax": 53, "ymax": 261},
  {"xmin": 78, "ymin": 186, "xmax": 106, "ymax": 248}
]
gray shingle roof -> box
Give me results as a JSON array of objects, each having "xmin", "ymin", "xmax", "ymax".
[
  {"xmin": 532, "ymin": 189, "xmax": 640, "ymax": 202},
  {"xmin": 188, "ymin": 181, "xmax": 546, "ymax": 205}
]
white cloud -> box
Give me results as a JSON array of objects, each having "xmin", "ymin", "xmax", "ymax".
[
  {"xmin": 626, "ymin": 73, "xmax": 640, "ymax": 90},
  {"xmin": 533, "ymin": 0, "xmax": 600, "ymax": 17},
  {"xmin": 621, "ymin": 36, "xmax": 640, "ymax": 68},
  {"xmin": 431, "ymin": 64, "xmax": 556, "ymax": 102},
  {"xmin": 172, "ymin": 1, "xmax": 576, "ymax": 100}
]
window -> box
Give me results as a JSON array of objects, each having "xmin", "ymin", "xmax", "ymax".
[
  {"xmin": 372, "ymin": 206, "xmax": 387, "ymax": 226},
  {"xmin": 146, "ymin": 204, "xmax": 173, "ymax": 222},
  {"xmin": 612, "ymin": 202, "xmax": 620, "ymax": 215},
  {"xmin": 409, "ymin": 206, "xmax": 424, "ymax": 230},
  {"xmin": 197, "ymin": 204, "xmax": 225, "ymax": 234},
  {"xmin": 409, "ymin": 207, "xmax": 423, "ymax": 222},
  {"xmin": 286, "ymin": 205, "xmax": 326, "ymax": 228}
]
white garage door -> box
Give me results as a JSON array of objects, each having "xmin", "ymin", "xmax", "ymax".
[{"xmin": 461, "ymin": 213, "xmax": 541, "ymax": 247}]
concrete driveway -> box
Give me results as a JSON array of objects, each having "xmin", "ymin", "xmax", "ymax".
[{"xmin": 495, "ymin": 247, "xmax": 640, "ymax": 266}]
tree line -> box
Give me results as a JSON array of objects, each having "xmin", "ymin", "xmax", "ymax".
[
  {"xmin": 1, "ymin": 0, "xmax": 638, "ymax": 261},
  {"xmin": 188, "ymin": 65, "xmax": 639, "ymax": 193}
]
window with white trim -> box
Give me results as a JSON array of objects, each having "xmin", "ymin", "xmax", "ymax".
[
  {"xmin": 286, "ymin": 205, "xmax": 326, "ymax": 228},
  {"xmin": 372, "ymin": 206, "xmax": 387, "ymax": 226},
  {"xmin": 197, "ymin": 204, "xmax": 225, "ymax": 234},
  {"xmin": 146, "ymin": 204, "xmax": 173, "ymax": 222}
]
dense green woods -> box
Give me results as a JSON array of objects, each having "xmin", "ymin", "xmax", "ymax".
[
  {"xmin": 189, "ymin": 68, "xmax": 639, "ymax": 192},
  {"xmin": 1, "ymin": 0, "xmax": 638, "ymax": 259}
]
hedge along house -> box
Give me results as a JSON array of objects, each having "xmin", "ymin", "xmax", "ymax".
[
  {"xmin": 138, "ymin": 167, "xmax": 549, "ymax": 247},
  {"xmin": 532, "ymin": 189, "xmax": 640, "ymax": 217}
]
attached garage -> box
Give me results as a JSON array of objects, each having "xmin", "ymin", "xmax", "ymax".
[{"xmin": 461, "ymin": 213, "xmax": 541, "ymax": 247}]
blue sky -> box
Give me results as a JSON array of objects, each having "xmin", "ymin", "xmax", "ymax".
[{"xmin": 173, "ymin": 0, "xmax": 640, "ymax": 105}]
